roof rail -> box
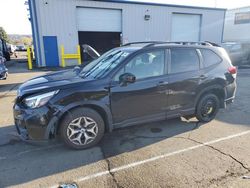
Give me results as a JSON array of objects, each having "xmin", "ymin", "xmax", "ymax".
[
  {"xmin": 123, "ymin": 41, "xmax": 221, "ymax": 48},
  {"xmin": 146, "ymin": 41, "xmax": 214, "ymax": 48},
  {"xmin": 122, "ymin": 41, "xmax": 164, "ymax": 46},
  {"xmin": 204, "ymin": 41, "xmax": 221, "ymax": 47}
]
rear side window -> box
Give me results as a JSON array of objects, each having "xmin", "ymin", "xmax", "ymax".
[
  {"xmin": 200, "ymin": 49, "xmax": 222, "ymax": 67},
  {"xmin": 170, "ymin": 48, "xmax": 199, "ymax": 74}
]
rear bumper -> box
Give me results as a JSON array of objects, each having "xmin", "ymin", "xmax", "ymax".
[
  {"xmin": 223, "ymin": 81, "xmax": 236, "ymax": 108},
  {"xmin": 224, "ymin": 97, "xmax": 234, "ymax": 106}
]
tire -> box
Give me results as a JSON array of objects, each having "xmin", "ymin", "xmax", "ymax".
[
  {"xmin": 3, "ymin": 72, "xmax": 8, "ymax": 80},
  {"xmin": 60, "ymin": 107, "xmax": 105, "ymax": 150},
  {"xmin": 196, "ymin": 93, "xmax": 220, "ymax": 122}
]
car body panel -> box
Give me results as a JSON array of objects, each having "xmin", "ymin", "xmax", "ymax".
[
  {"xmin": 110, "ymin": 75, "xmax": 168, "ymax": 126},
  {"xmin": 222, "ymin": 42, "xmax": 250, "ymax": 66},
  {"xmin": 0, "ymin": 56, "xmax": 8, "ymax": 80},
  {"xmin": 13, "ymin": 43, "xmax": 237, "ymax": 142}
]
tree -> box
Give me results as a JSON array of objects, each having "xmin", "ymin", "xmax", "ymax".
[
  {"xmin": 0, "ymin": 27, "xmax": 9, "ymax": 42},
  {"xmin": 21, "ymin": 36, "xmax": 32, "ymax": 46}
]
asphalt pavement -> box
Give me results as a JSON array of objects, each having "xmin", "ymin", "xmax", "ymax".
[{"xmin": 0, "ymin": 62, "xmax": 250, "ymax": 188}]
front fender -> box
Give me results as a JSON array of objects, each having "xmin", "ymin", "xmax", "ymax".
[{"xmin": 45, "ymin": 101, "xmax": 113, "ymax": 139}]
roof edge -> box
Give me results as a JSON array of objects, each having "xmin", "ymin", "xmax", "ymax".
[
  {"xmin": 91, "ymin": 0, "xmax": 226, "ymax": 11},
  {"xmin": 228, "ymin": 6, "xmax": 250, "ymax": 11}
]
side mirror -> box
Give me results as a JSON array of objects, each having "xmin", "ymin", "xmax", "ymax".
[{"xmin": 119, "ymin": 73, "xmax": 136, "ymax": 85}]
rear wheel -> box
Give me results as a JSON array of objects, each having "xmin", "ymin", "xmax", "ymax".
[
  {"xmin": 196, "ymin": 94, "xmax": 220, "ymax": 122},
  {"xmin": 60, "ymin": 107, "xmax": 105, "ymax": 149}
]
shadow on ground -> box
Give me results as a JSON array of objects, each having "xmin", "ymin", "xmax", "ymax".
[
  {"xmin": 0, "ymin": 118, "xmax": 202, "ymax": 187},
  {"xmin": 0, "ymin": 67, "xmax": 249, "ymax": 187},
  {"xmin": 0, "ymin": 82, "xmax": 22, "ymax": 93}
]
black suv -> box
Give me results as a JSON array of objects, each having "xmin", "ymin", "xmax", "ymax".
[
  {"xmin": 0, "ymin": 38, "xmax": 10, "ymax": 61},
  {"xmin": 13, "ymin": 42, "xmax": 237, "ymax": 149}
]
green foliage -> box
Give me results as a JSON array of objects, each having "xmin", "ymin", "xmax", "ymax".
[
  {"xmin": 21, "ymin": 36, "xmax": 33, "ymax": 46},
  {"xmin": 0, "ymin": 27, "xmax": 9, "ymax": 42}
]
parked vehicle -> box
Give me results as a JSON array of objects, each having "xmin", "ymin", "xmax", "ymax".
[
  {"xmin": 13, "ymin": 41, "xmax": 237, "ymax": 149},
  {"xmin": 222, "ymin": 42, "xmax": 250, "ymax": 66},
  {"xmin": 0, "ymin": 38, "xmax": 11, "ymax": 61},
  {"xmin": 0, "ymin": 56, "xmax": 8, "ymax": 80},
  {"xmin": 16, "ymin": 45, "xmax": 27, "ymax": 51}
]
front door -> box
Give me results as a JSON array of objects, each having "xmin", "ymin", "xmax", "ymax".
[
  {"xmin": 167, "ymin": 48, "xmax": 202, "ymax": 118},
  {"xmin": 110, "ymin": 49, "xmax": 168, "ymax": 127}
]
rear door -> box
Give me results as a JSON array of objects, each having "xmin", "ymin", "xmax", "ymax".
[
  {"xmin": 110, "ymin": 49, "xmax": 168, "ymax": 127},
  {"xmin": 167, "ymin": 48, "xmax": 202, "ymax": 118}
]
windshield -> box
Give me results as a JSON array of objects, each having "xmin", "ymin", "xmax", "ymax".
[{"xmin": 80, "ymin": 49, "xmax": 131, "ymax": 79}]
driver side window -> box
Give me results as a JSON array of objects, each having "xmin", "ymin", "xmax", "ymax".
[{"xmin": 114, "ymin": 50, "xmax": 165, "ymax": 81}]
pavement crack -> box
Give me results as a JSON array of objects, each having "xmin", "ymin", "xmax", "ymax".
[
  {"xmin": 100, "ymin": 146, "xmax": 124, "ymax": 188},
  {"xmin": 176, "ymin": 136, "xmax": 250, "ymax": 172}
]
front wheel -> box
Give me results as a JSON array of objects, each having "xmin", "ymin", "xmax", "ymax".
[
  {"xmin": 3, "ymin": 72, "xmax": 8, "ymax": 80},
  {"xmin": 60, "ymin": 107, "xmax": 105, "ymax": 150},
  {"xmin": 196, "ymin": 94, "xmax": 220, "ymax": 122}
]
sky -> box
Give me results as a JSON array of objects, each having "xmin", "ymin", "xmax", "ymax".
[{"xmin": 0, "ymin": 0, "xmax": 250, "ymax": 35}]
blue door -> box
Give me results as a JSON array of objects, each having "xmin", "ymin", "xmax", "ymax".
[{"xmin": 43, "ymin": 36, "xmax": 59, "ymax": 67}]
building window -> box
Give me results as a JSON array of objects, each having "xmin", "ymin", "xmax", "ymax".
[{"xmin": 235, "ymin": 12, "xmax": 250, "ymax": 24}]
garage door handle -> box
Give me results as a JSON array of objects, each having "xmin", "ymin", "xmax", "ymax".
[{"xmin": 157, "ymin": 81, "xmax": 168, "ymax": 86}]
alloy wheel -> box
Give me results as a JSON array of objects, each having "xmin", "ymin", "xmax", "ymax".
[{"xmin": 66, "ymin": 116, "xmax": 98, "ymax": 146}]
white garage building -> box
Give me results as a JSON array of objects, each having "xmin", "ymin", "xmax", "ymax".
[
  {"xmin": 223, "ymin": 6, "xmax": 250, "ymax": 42},
  {"xmin": 28, "ymin": 0, "xmax": 226, "ymax": 67}
]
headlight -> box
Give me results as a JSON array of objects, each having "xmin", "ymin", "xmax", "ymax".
[{"xmin": 24, "ymin": 90, "xmax": 59, "ymax": 108}]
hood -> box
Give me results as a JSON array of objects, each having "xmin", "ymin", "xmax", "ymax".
[{"xmin": 18, "ymin": 69, "xmax": 92, "ymax": 97}]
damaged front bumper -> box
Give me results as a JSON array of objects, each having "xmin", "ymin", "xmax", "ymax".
[{"xmin": 13, "ymin": 103, "xmax": 59, "ymax": 141}]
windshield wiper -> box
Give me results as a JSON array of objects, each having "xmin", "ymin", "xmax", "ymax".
[
  {"xmin": 93, "ymin": 53, "xmax": 123, "ymax": 79},
  {"xmin": 81, "ymin": 51, "xmax": 121, "ymax": 78}
]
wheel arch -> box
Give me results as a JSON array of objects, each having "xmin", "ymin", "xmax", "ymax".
[
  {"xmin": 195, "ymin": 85, "xmax": 226, "ymax": 109},
  {"xmin": 55, "ymin": 102, "xmax": 113, "ymax": 136}
]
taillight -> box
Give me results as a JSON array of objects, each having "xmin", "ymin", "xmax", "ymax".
[{"xmin": 228, "ymin": 66, "xmax": 237, "ymax": 74}]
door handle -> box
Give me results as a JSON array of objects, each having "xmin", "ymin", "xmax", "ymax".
[{"xmin": 157, "ymin": 81, "xmax": 168, "ymax": 86}]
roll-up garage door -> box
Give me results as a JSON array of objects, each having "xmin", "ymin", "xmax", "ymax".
[
  {"xmin": 76, "ymin": 7, "xmax": 122, "ymax": 32},
  {"xmin": 171, "ymin": 13, "xmax": 201, "ymax": 41}
]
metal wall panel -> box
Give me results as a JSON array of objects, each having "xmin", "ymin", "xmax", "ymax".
[
  {"xmin": 35, "ymin": 0, "xmax": 225, "ymax": 67},
  {"xmin": 223, "ymin": 7, "xmax": 250, "ymax": 42}
]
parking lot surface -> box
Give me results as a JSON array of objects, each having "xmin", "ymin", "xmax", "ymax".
[{"xmin": 0, "ymin": 62, "xmax": 250, "ymax": 188}]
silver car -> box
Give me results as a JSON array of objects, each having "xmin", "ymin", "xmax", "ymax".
[{"xmin": 222, "ymin": 42, "xmax": 250, "ymax": 66}]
